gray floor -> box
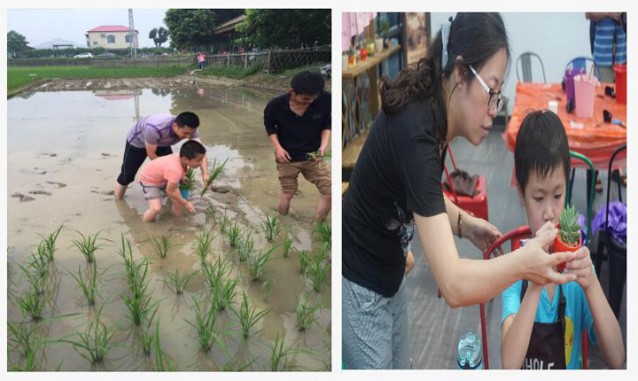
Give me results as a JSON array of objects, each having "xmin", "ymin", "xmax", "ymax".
[{"xmin": 405, "ymin": 127, "xmax": 627, "ymax": 369}]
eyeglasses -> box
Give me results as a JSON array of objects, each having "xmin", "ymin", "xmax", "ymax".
[{"xmin": 468, "ymin": 65, "xmax": 506, "ymax": 113}]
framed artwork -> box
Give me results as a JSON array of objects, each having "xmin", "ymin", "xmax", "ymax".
[{"xmin": 403, "ymin": 12, "xmax": 430, "ymax": 67}]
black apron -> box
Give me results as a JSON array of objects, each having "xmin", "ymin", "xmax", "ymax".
[{"xmin": 520, "ymin": 281, "xmax": 567, "ymax": 369}]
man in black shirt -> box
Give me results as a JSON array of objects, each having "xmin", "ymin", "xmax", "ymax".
[{"xmin": 264, "ymin": 71, "xmax": 331, "ymax": 221}]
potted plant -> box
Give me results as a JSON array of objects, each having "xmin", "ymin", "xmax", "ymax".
[
  {"xmin": 366, "ymin": 38, "xmax": 375, "ymax": 57},
  {"xmin": 554, "ymin": 204, "xmax": 582, "ymax": 272},
  {"xmin": 347, "ymin": 47, "xmax": 356, "ymax": 69},
  {"xmin": 179, "ymin": 168, "xmax": 196, "ymax": 199}
]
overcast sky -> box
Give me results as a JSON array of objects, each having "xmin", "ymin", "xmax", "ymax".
[{"xmin": 7, "ymin": 9, "xmax": 169, "ymax": 48}]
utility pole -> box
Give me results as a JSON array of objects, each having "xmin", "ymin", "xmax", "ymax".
[{"xmin": 128, "ymin": 9, "xmax": 137, "ymax": 58}]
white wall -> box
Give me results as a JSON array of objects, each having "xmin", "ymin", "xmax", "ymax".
[{"xmin": 430, "ymin": 12, "xmax": 592, "ymax": 113}]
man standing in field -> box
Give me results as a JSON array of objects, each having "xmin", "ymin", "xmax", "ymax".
[
  {"xmin": 264, "ymin": 71, "xmax": 331, "ymax": 222},
  {"xmin": 114, "ymin": 111, "xmax": 209, "ymax": 199}
]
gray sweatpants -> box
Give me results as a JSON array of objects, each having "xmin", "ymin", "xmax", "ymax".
[{"xmin": 342, "ymin": 276, "xmax": 409, "ymax": 369}]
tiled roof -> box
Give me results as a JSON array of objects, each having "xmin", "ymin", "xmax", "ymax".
[{"xmin": 87, "ymin": 25, "xmax": 137, "ymax": 33}]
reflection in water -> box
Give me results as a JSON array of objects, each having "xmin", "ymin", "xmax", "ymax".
[{"xmin": 7, "ymin": 86, "xmax": 331, "ymax": 371}]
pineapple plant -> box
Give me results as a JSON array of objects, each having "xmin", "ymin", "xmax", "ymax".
[{"xmin": 554, "ymin": 204, "xmax": 582, "ymax": 272}]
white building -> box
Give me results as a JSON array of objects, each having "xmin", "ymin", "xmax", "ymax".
[{"xmin": 86, "ymin": 25, "xmax": 138, "ymax": 50}]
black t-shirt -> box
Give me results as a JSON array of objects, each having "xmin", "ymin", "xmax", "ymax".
[
  {"xmin": 264, "ymin": 92, "xmax": 331, "ymax": 162},
  {"xmin": 342, "ymin": 101, "xmax": 447, "ymax": 297}
]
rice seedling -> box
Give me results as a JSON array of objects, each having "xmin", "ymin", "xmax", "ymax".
[
  {"xmin": 269, "ymin": 333, "xmax": 297, "ymax": 371},
  {"xmin": 248, "ymin": 245, "xmax": 278, "ymax": 282},
  {"xmin": 153, "ymin": 319, "xmax": 175, "ymax": 371},
  {"xmin": 237, "ymin": 232, "xmax": 254, "ymax": 262},
  {"xmin": 295, "ymin": 298, "xmax": 321, "ymax": 331},
  {"xmin": 9, "ymin": 348, "xmax": 37, "ymax": 371},
  {"xmin": 261, "ymin": 215, "xmax": 281, "ymax": 242},
  {"xmin": 179, "ymin": 167, "xmax": 197, "ymax": 193},
  {"xmin": 17, "ymin": 291, "xmax": 45, "ymax": 321},
  {"xmin": 233, "ymin": 290, "xmax": 270, "ymax": 338},
  {"xmin": 200, "ymin": 157, "xmax": 229, "ymax": 197},
  {"xmin": 316, "ymin": 221, "xmax": 331, "ymax": 248},
  {"xmin": 62, "ymin": 305, "xmax": 113, "ymax": 364},
  {"xmin": 219, "ymin": 210, "xmax": 231, "ymax": 234},
  {"xmin": 69, "ymin": 261, "xmax": 98, "ymax": 306},
  {"xmin": 139, "ymin": 305, "xmax": 159, "ymax": 356},
  {"xmin": 226, "ymin": 222, "xmax": 243, "ymax": 248},
  {"xmin": 298, "ymin": 250, "xmax": 312, "ymax": 274},
  {"xmin": 205, "ymin": 205, "xmax": 217, "ymax": 224},
  {"xmin": 318, "ymin": 241, "xmax": 331, "ymax": 262},
  {"xmin": 71, "ymin": 231, "xmax": 101, "ymax": 264},
  {"xmin": 40, "ymin": 225, "xmax": 63, "ymax": 262},
  {"xmin": 306, "ymin": 255, "xmax": 330, "ymax": 293},
  {"xmin": 117, "ymin": 234, "xmax": 135, "ymax": 281},
  {"xmin": 123, "ymin": 257, "xmax": 155, "ymax": 326},
  {"xmin": 166, "ymin": 268, "xmax": 197, "ymax": 295},
  {"xmin": 282, "ymin": 234, "xmax": 293, "ymax": 258},
  {"xmin": 149, "ymin": 234, "xmax": 172, "ymax": 259},
  {"xmin": 8, "ymin": 321, "xmax": 37, "ymax": 359},
  {"xmin": 19, "ymin": 262, "xmax": 46, "ymax": 296},
  {"xmin": 202, "ymin": 255, "xmax": 232, "ymax": 292},
  {"xmin": 188, "ymin": 295, "xmax": 219, "ymax": 351},
  {"xmin": 213, "ymin": 277, "xmax": 238, "ymax": 311},
  {"xmin": 221, "ymin": 356, "xmax": 260, "ymax": 372},
  {"xmin": 195, "ymin": 228, "xmax": 215, "ymax": 261},
  {"xmin": 27, "ymin": 251, "xmax": 49, "ymax": 280},
  {"xmin": 306, "ymin": 150, "xmax": 332, "ymax": 161}
]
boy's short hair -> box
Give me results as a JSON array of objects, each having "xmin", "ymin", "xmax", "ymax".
[
  {"xmin": 175, "ymin": 112, "xmax": 200, "ymax": 129},
  {"xmin": 180, "ymin": 140, "xmax": 206, "ymax": 159},
  {"xmin": 514, "ymin": 110, "xmax": 571, "ymax": 194},
  {"xmin": 290, "ymin": 71, "xmax": 325, "ymax": 95}
]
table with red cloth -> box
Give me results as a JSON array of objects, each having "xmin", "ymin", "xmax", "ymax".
[{"xmin": 503, "ymin": 82, "xmax": 626, "ymax": 169}]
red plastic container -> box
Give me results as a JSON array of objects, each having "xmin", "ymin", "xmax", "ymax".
[
  {"xmin": 614, "ymin": 64, "xmax": 626, "ymax": 104},
  {"xmin": 553, "ymin": 234, "xmax": 581, "ymax": 273}
]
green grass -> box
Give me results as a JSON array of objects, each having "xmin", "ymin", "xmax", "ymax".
[
  {"xmin": 233, "ymin": 291, "xmax": 270, "ymax": 339},
  {"xmin": 200, "ymin": 65, "xmax": 262, "ymax": 79},
  {"xmin": 8, "ymin": 66, "xmax": 185, "ymax": 93}
]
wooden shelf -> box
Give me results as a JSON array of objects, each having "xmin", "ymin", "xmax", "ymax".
[{"xmin": 342, "ymin": 45, "xmax": 401, "ymax": 79}]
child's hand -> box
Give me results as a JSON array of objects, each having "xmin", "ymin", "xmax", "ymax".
[
  {"xmin": 405, "ymin": 249, "xmax": 415, "ymax": 275},
  {"xmin": 184, "ymin": 201, "xmax": 196, "ymax": 214},
  {"xmin": 464, "ymin": 214, "xmax": 502, "ymax": 255},
  {"xmin": 564, "ymin": 246, "xmax": 595, "ymax": 290}
]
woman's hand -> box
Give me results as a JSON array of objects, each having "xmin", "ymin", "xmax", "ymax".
[
  {"xmin": 519, "ymin": 225, "xmax": 578, "ymax": 285},
  {"xmin": 464, "ymin": 214, "xmax": 502, "ymax": 255}
]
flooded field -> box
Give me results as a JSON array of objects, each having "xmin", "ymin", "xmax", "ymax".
[{"xmin": 6, "ymin": 83, "xmax": 331, "ymax": 371}]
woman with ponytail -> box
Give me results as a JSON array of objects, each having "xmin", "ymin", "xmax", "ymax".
[{"xmin": 342, "ymin": 13, "xmax": 584, "ymax": 368}]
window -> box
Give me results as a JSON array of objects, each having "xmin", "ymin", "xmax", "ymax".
[
  {"xmin": 125, "ymin": 34, "xmax": 133, "ymax": 43},
  {"xmin": 93, "ymin": 41, "xmax": 98, "ymax": 46},
  {"xmin": 107, "ymin": 35, "xmax": 115, "ymax": 44}
]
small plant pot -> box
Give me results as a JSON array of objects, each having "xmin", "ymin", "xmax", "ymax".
[
  {"xmin": 179, "ymin": 188, "xmax": 190, "ymax": 199},
  {"xmin": 553, "ymin": 235, "xmax": 581, "ymax": 272},
  {"xmin": 360, "ymin": 48, "xmax": 367, "ymax": 61},
  {"xmin": 375, "ymin": 37, "xmax": 384, "ymax": 53},
  {"xmin": 348, "ymin": 53, "xmax": 356, "ymax": 68}
]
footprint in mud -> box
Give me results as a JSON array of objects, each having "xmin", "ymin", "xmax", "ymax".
[
  {"xmin": 12, "ymin": 193, "xmax": 35, "ymax": 202},
  {"xmin": 211, "ymin": 186, "xmax": 231, "ymax": 194},
  {"xmin": 29, "ymin": 190, "xmax": 52, "ymax": 196},
  {"xmin": 46, "ymin": 181, "xmax": 67, "ymax": 188},
  {"xmin": 38, "ymin": 152, "xmax": 57, "ymax": 157},
  {"xmin": 32, "ymin": 167, "xmax": 47, "ymax": 175},
  {"xmin": 90, "ymin": 189, "xmax": 115, "ymax": 196},
  {"xmin": 101, "ymin": 152, "xmax": 112, "ymax": 157}
]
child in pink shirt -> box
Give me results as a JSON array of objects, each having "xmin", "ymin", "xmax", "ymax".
[{"xmin": 139, "ymin": 140, "xmax": 206, "ymax": 222}]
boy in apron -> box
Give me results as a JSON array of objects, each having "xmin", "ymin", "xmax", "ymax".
[{"xmin": 500, "ymin": 110, "xmax": 625, "ymax": 369}]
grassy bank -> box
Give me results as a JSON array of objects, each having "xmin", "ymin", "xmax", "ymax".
[{"xmin": 7, "ymin": 66, "xmax": 186, "ymax": 93}]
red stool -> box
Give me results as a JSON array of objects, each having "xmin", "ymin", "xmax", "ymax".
[{"xmin": 442, "ymin": 147, "xmax": 489, "ymax": 221}]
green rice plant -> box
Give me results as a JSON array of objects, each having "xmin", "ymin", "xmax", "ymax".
[
  {"xmin": 17, "ymin": 291, "xmax": 45, "ymax": 321},
  {"xmin": 269, "ymin": 333, "xmax": 297, "ymax": 371},
  {"xmin": 205, "ymin": 205, "xmax": 218, "ymax": 224},
  {"xmin": 306, "ymin": 255, "xmax": 330, "ymax": 293},
  {"xmin": 318, "ymin": 241, "xmax": 331, "ymax": 262},
  {"xmin": 195, "ymin": 228, "xmax": 216, "ymax": 261},
  {"xmin": 117, "ymin": 234, "xmax": 135, "ymax": 282},
  {"xmin": 179, "ymin": 167, "xmax": 196, "ymax": 192},
  {"xmin": 261, "ymin": 215, "xmax": 282, "ymax": 242},
  {"xmin": 153, "ymin": 319, "xmax": 175, "ymax": 371},
  {"xmin": 298, "ymin": 250, "xmax": 312, "ymax": 274},
  {"xmin": 188, "ymin": 295, "xmax": 219, "ymax": 351},
  {"xmin": 9, "ymin": 348, "xmax": 37, "ymax": 371},
  {"xmin": 214, "ymin": 277, "xmax": 238, "ymax": 311},
  {"xmin": 123, "ymin": 258, "xmax": 155, "ymax": 326},
  {"xmin": 139, "ymin": 305, "xmax": 159, "ymax": 356},
  {"xmin": 295, "ymin": 298, "xmax": 321, "ymax": 331},
  {"xmin": 226, "ymin": 222, "xmax": 243, "ymax": 248},
  {"xmin": 166, "ymin": 268, "xmax": 197, "ymax": 295},
  {"xmin": 8, "ymin": 321, "xmax": 37, "ymax": 359},
  {"xmin": 40, "ymin": 225, "xmax": 63, "ymax": 262},
  {"xmin": 202, "ymin": 255, "xmax": 232, "ymax": 291},
  {"xmin": 238, "ymin": 232, "xmax": 254, "ymax": 262},
  {"xmin": 149, "ymin": 234, "xmax": 172, "ymax": 259},
  {"xmin": 221, "ymin": 356, "xmax": 260, "ymax": 372},
  {"xmin": 219, "ymin": 210, "xmax": 231, "ymax": 234},
  {"xmin": 316, "ymin": 221, "xmax": 331, "ymax": 248},
  {"xmin": 306, "ymin": 150, "xmax": 332, "ymax": 161},
  {"xmin": 200, "ymin": 157, "xmax": 229, "ymax": 197},
  {"xmin": 27, "ymin": 251, "xmax": 49, "ymax": 280},
  {"xmin": 62, "ymin": 305, "xmax": 113, "ymax": 364},
  {"xmin": 282, "ymin": 234, "xmax": 293, "ymax": 258},
  {"xmin": 69, "ymin": 261, "xmax": 98, "ymax": 306},
  {"xmin": 71, "ymin": 231, "xmax": 101, "ymax": 264},
  {"xmin": 19, "ymin": 262, "xmax": 46, "ymax": 296},
  {"xmin": 233, "ymin": 290, "xmax": 270, "ymax": 338},
  {"xmin": 248, "ymin": 245, "xmax": 279, "ymax": 282}
]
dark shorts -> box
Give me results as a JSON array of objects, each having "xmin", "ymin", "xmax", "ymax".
[
  {"xmin": 116, "ymin": 141, "xmax": 173, "ymax": 186},
  {"xmin": 277, "ymin": 159, "xmax": 331, "ymax": 196}
]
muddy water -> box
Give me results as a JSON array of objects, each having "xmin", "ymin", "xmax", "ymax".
[{"xmin": 7, "ymin": 85, "xmax": 331, "ymax": 371}]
